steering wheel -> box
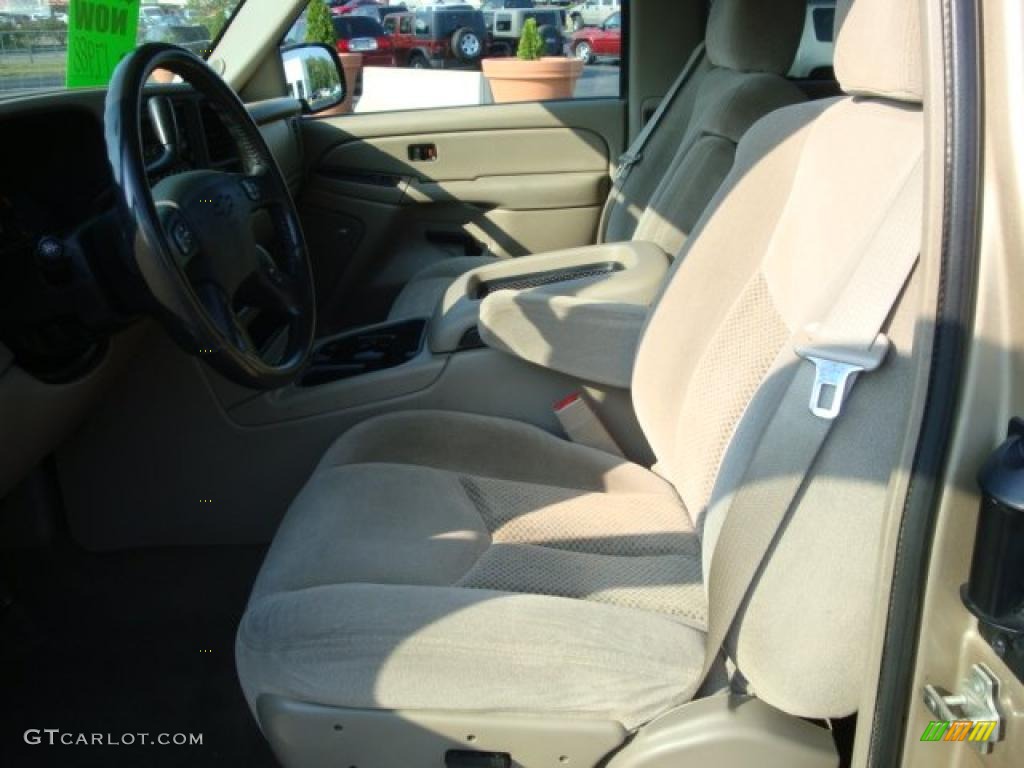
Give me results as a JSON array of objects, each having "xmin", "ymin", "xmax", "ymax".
[{"xmin": 105, "ymin": 43, "xmax": 316, "ymax": 389}]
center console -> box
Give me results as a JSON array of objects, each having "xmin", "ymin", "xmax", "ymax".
[
  {"xmin": 222, "ymin": 240, "xmax": 671, "ymax": 426},
  {"xmin": 429, "ymin": 241, "xmax": 670, "ymax": 354},
  {"xmin": 428, "ymin": 241, "xmax": 672, "ymax": 388}
]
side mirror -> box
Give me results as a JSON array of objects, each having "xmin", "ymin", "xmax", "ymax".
[{"xmin": 280, "ymin": 43, "xmax": 347, "ymax": 115}]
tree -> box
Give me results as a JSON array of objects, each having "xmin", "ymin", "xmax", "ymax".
[
  {"xmin": 306, "ymin": 57, "xmax": 336, "ymax": 95},
  {"xmin": 305, "ymin": 0, "xmax": 336, "ymax": 47},
  {"xmin": 187, "ymin": 0, "xmax": 239, "ymax": 15},
  {"xmin": 187, "ymin": 0, "xmax": 240, "ymax": 40},
  {"xmin": 516, "ymin": 18, "xmax": 543, "ymax": 61}
]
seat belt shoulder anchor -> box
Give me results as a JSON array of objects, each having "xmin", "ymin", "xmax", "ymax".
[{"xmin": 795, "ymin": 328, "xmax": 890, "ymax": 420}]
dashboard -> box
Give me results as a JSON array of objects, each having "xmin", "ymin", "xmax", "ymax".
[
  {"xmin": 0, "ymin": 90, "xmax": 255, "ymax": 382},
  {"xmin": 0, "ymin": 94, "xmax": 242, "ymax": 261},
  {"xmin": 0, "ymin": 110, "xmax": 113, "ymax": 259},
  {"xmin": 0, "ymin": 85, "xmax": 306, "ymax": 499}
]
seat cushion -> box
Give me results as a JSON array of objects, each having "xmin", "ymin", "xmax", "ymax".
[
  {"xmin": 388, "ymin": 256, "xmax": 494, "ymax": 321},
  {"xmin": 238, "ymin": 411, "xmax": 707, "ymax": 730}
]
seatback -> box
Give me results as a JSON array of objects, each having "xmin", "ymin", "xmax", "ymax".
[
  {"xmin": 632, "ymin": 0, "xmax": 924, "ymax": 718},
  {"xmin": 602, "ymin": 0, "xmax": 807, "ymax": 255}
]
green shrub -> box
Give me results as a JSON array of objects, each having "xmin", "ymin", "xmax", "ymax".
[
  {"xmin": 516, "ymin": 18, "xmax": 543, "ymax": 61},
  {"xmin": 305, "ymin": 0, "xmax": 336, "ymax": 47}
]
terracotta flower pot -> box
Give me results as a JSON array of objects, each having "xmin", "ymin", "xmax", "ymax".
[{"xmin": 482, "ymin": 57, "xmax": 584, "ymax": 104}]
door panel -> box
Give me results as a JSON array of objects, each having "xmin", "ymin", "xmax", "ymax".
[
  {"xmin": 319, "ymin": 128, "xmax": 608, "ymax": 179},
  {"xmin": 297, "ymin": 99, "xmax": 624, "ymax": 333}
]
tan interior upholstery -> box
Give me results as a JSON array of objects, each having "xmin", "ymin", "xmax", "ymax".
[
  {"xmin": 834, "ymin": 0, "xmax": 923, "ymax": 102},
  {"xmin": 705, "ymin": 0, "xmax": 806, "ymax": 74},
  {"xmin": 387, "ymin": 0, "xmax": 807, "ymax": 322},
  {"xmin": 238, "ymin": 411, "xmax": 705, "ymax": 730},
  {"xmin": 238, "ymin": 0, "xmax": 927, "ymax": 750},
  {"xmin": 633, "ymin": 96, "xmax": 923, "ymax": 716}
]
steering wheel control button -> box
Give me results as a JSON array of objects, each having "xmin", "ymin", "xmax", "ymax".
[
  {"xmin": 259, "ymin": 250, "xmax": 285, "ymax": 285},
  {"xmin": 172, "ymin": 220, "xmax": 197, "ymax": 257},
  {"xmin": 37, "ymin": 236, "xmax": 72, "ymax": 283},
  {"xmin": 241, "ymin": 178, "xmax": 263, "ymax": 203}
]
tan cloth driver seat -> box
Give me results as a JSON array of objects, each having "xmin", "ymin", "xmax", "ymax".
[{"xmin": 237, "ymin": 0, "xmax": 925, "ymax": 762}]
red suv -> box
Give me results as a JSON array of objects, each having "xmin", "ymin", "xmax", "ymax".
[
  {"xmin": 329, "ymin": 0, "xmax": 382, "ymax": 15},
  {"xmin": 332, "ymin": 15, "xmax": 396, "ymax": 66},
  {"xmin": 567, "ymin": 10, "xmax": 621, "ymax": 64},
  {"xmin": 383, "ymin": 8, "xmax": 487, "ymax": 70}
]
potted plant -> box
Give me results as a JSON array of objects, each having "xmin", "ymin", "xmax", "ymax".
[{"xmin": 482, "ymin": 18, "xmax": 583, "ymax": 104}]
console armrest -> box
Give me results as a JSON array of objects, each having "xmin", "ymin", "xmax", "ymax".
[
  {"xmin": 481, "ymin": 293, "xmax": 649, "ymax": 388},
  {"xmin": 429, "ymin": 241, "xmax": 671, "ymax": 388}
]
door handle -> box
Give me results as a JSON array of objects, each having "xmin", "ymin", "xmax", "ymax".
[{"xmin": 408, "ymin": 144, "xmax": 438, "ymax": 162}]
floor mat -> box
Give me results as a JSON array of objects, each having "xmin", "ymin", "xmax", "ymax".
[{"xmin": 0, "ymin": 542, "xmax": 279, "ymax": 767}]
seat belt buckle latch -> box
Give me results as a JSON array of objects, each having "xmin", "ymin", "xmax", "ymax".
[
  {"xmin": 554, "ymin": 393, "xmax": 624, "ymax": 457},
  {"xmin": 795, "ymin": 330, "xmax": 890, "ymax": 421}
]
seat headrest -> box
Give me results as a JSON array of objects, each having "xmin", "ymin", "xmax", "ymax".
[
  {"xmin": 706, "ymin": 0, "xmax": 805, "ymax": 76},
  {"xmin": 835, "ymin": 0, "xmax": 923, "ymax": 103}
]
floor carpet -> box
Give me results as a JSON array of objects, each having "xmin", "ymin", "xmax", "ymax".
[{"xmin": 0, "ymin": 540, "xmax": 279, "ymax": 767}]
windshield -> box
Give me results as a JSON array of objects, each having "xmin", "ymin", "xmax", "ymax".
[
  {"xmin": 332, "ymin": 15, "xmax": 384, "ymax": 39},
  {"xmin": 0, "ymin": 0, "xmax": 244, "ymax": 95},
  {"xmin": 431, "ymin": 11, "xmax": 485, "ymax": 36}
]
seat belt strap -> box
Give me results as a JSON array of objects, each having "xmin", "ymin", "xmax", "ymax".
[
  {"xmin": 598, "ymin": 43, "xmax": 706, "ymax": 242},
  {"xmin": 616, "ymin": 43, "xmax": 706, "ymax": 181},
  {"xmin": 699, "ymin": 158, "xmax": 925, "ymax": 682}
]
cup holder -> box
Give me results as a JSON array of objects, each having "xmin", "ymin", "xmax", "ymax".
[{"xmin": 299, "ymin": 319, "xmax": 427, "ymax": 388}]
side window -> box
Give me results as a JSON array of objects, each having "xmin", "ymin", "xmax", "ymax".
[
  {"xmin": 789, "ymin": 0, "xmax": 838, "ymax": 80},
  {"xmin": 283, "ymin": 0, "xmax": 625, "ymax": 114},
  {"xmin": 812, "ymin": 6, "xmax": 836, "ymax": 41}
]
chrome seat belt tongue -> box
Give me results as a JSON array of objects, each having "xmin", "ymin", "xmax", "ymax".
[
  {"xmin": 795, "ymin": 330, "xmax": 891, "ymax": 420},
  {"xmin": 615, "ymin": 150, "xmax": 641, "ymax": 180}
]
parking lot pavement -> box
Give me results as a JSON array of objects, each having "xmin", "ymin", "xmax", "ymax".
[{"xmin": 575, "ymin": 63, "xmax": 620, "ymax": 99}]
